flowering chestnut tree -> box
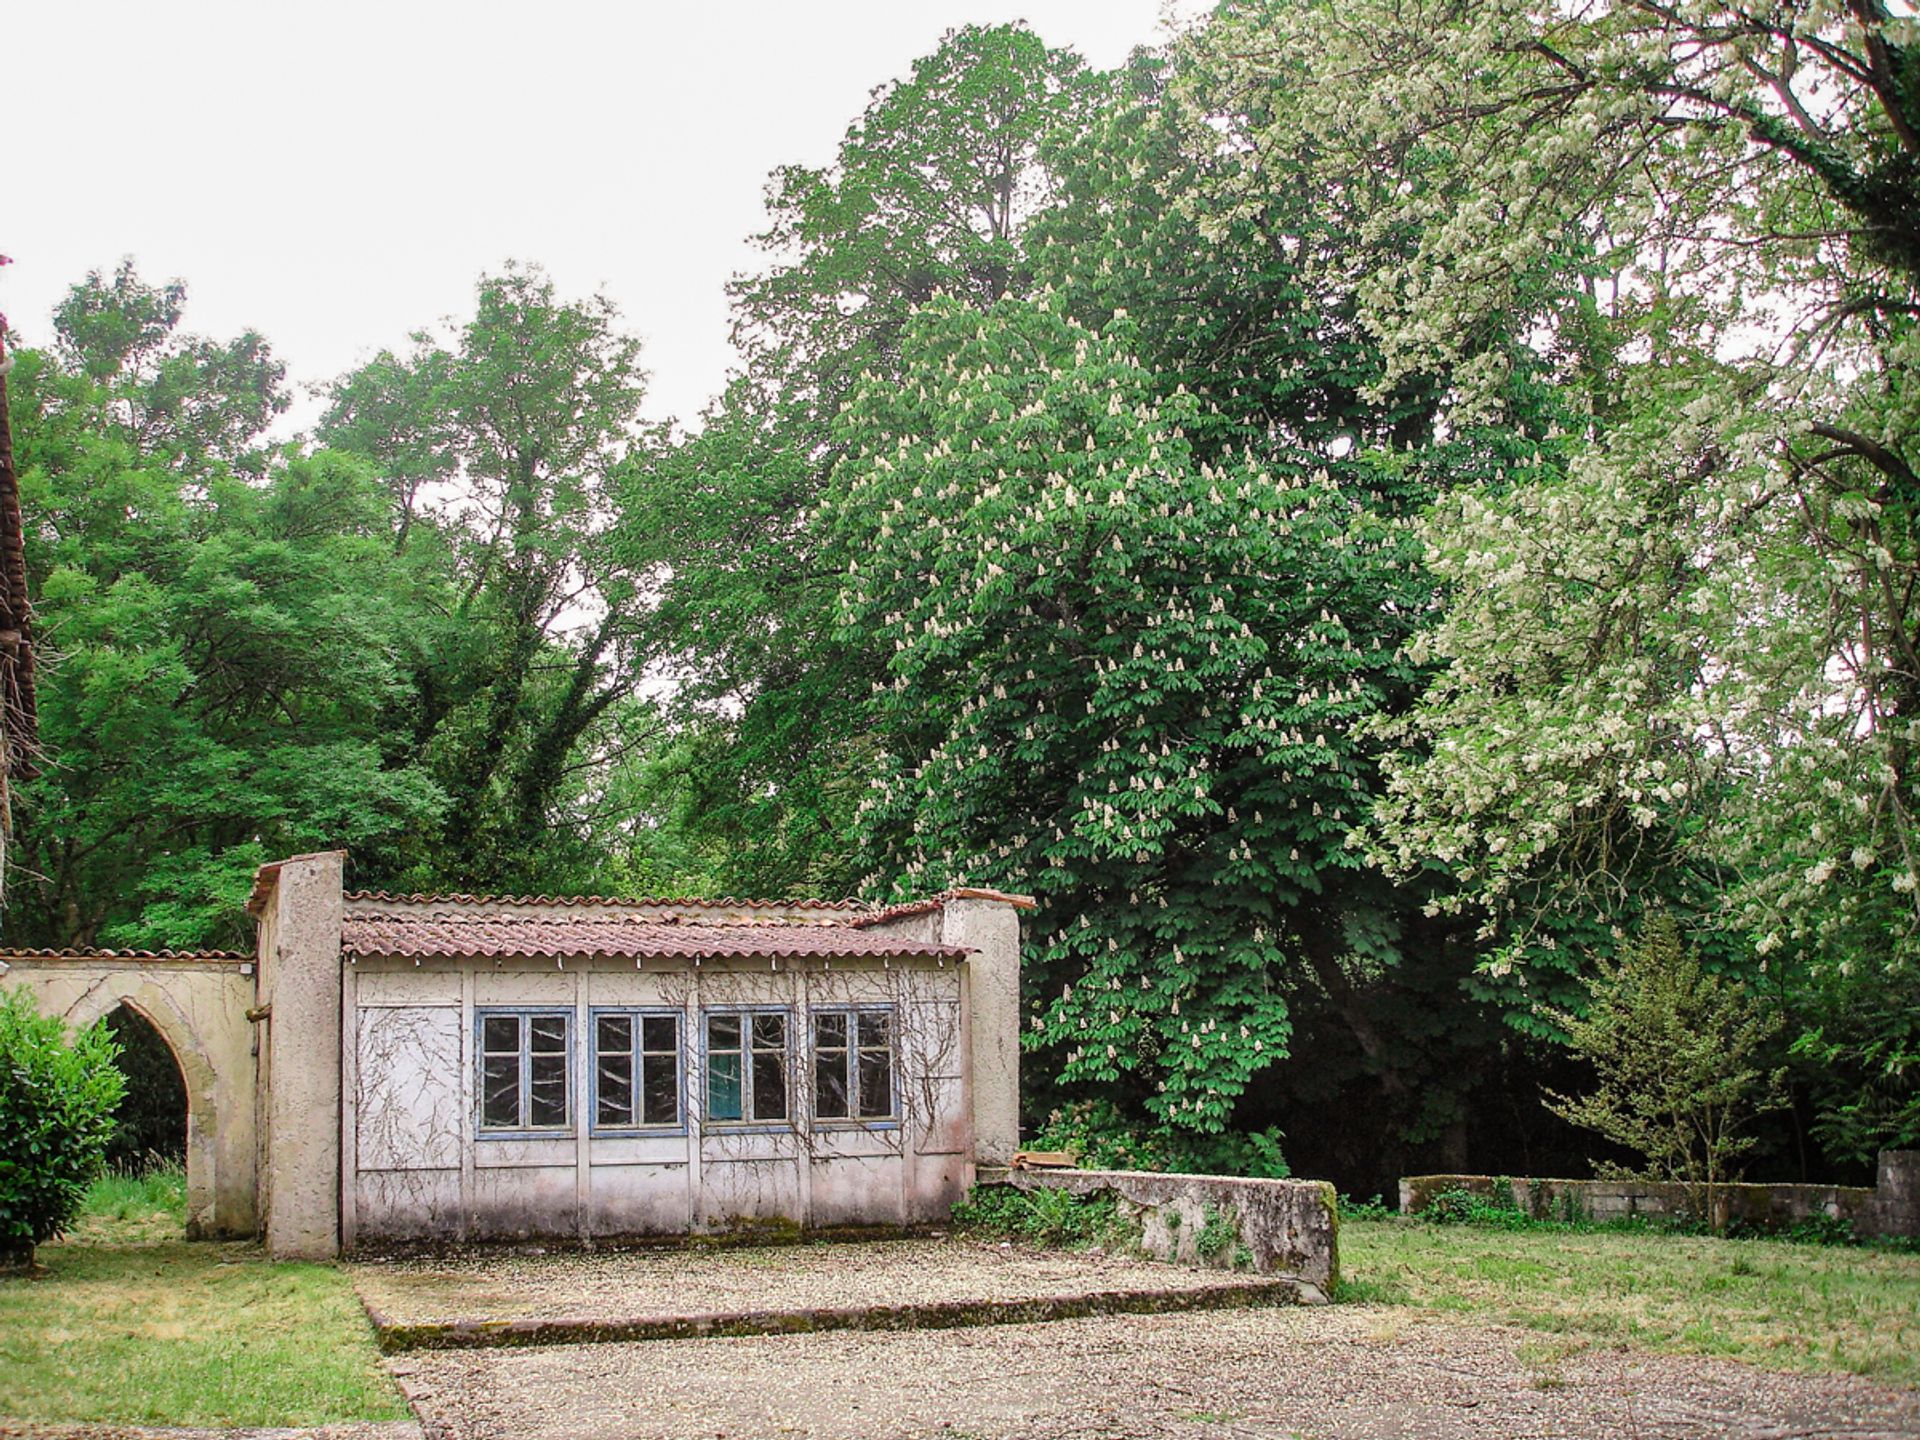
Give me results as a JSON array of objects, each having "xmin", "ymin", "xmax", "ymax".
[{"xmin": 827, "ymin": 295, "xmax": 1430, "ymax": 1130}]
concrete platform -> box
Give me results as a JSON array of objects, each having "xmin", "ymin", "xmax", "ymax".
[{"xmin": 349, "ymin": 1238, "xmax": 1312, "ymax": 1352}]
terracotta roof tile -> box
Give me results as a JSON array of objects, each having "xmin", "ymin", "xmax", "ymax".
[
  {"xmin": 343, "ymin": 890, "xmax": 862, "ymax": 910},
  {"xmin": 0, "ymin": 947, "xmax": 251, "ymax": 962},
  {"xmin": 341, "ymin": 912, "xmax": 970, "ymax": 963},
  {"xmin": 848, "ymin": 887, "xmax": 1039, "ymax": 928}
]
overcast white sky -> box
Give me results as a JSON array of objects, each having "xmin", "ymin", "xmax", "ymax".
[{"xmin": 6, "ymin": 1, "xmax": 1188, "ymax": 431}]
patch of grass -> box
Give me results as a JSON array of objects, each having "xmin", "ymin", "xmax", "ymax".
[
  {"xmin": 0, "ymin": 1171, "xmax": 405, "ymax": 1427},
  {"xmin": 1340, "ymin": 1216, "xmax": 1920, "ymax": 1385},
  {"xmin": 64, "ymin": 1162, "xmax": 188, "ymax": 1244}
]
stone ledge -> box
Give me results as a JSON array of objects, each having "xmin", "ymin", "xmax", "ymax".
[
  {"xmin": 364, "ymin": 1276, "xmax": 1309, "ymax": 1353},
  {"xmin": 993, "ymin": 1167, "xmax": 1341, "ymax": 1292}
]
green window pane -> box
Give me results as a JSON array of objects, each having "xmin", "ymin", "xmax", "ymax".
[{"xmin": 708, "ymin": 1051, "xmax": 743, "ymax": 1121}]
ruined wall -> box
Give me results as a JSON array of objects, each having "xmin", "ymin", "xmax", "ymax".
[
  {"xmin": 997, "ymin": 1167, "xmax": 1339, "ymax": 1299},
  {"xmin": 345, "ymin": 953, "xmax": 973, "ymax": 1247},
  {"xmin": 1399, "ymin": 1155, "xmax": 1920, "ymax": 1239},
  {"xmin": 0, "ymin": 953, "xmax": 258, "ymax": 1237}
]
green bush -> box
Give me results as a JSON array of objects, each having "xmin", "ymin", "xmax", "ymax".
[
  {"xmin": 950, "ymin": 1183, "xmax": 1127, "ymax": 1247},
  {"xmin": 0, "ymin": 990, "xmax": 126, "ymax": 1265},
  {"xmin": 1426, "ymin": 1184, "xmax": 1533, "ymax": 1229},
  {"xmin": 1028, "ymin": 1101, "xmax": 1174, "ymax": 1172},
  {"xmin": 1339, "ymin": 1194, "xmax": 1396, "ymax": 1222}
]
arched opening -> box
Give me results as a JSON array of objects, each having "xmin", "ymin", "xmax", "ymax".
[{"xmin": 101, "ymin": 1003, "xmax": 189, "ymax": 1173}]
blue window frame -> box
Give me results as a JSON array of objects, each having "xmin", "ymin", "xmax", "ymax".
[
  {"xmin": 702, "ymin": 1008, "xmax": 790, "ymax": 1124},
  {"xmin": 812, "ymin": 1007, "xmax": 895, "ymax": 1122},
  {"xmin": 477, "ymin": 1009, "xmax": 572, "ymax": 1134},
  {"xmin": 590, "ymin": 1008, "xmax": 684, "ymax": 1133}
]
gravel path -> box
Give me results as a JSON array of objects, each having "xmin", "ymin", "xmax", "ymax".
[
  {"xmin": 351, "ymin": 1239, "xmax": 1244, "ymax": 1326},
  {"xmin": 396, "ymin": 1306, "xmax": 1920, "ymax": 1440}
]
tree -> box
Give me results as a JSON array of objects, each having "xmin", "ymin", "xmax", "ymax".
[
  {"xmin": 1545, "ymin": 919, "xmax": 1785, "ymax": 1216},
  {"xmin": 7, "ymin": 267, "xmax": 444, "ymax": 949},
  {"xmin": 0, "ymin": 990, "xmax": 124, "ymax": 1267},
  {"xmin": 1161, "ymin": 0, "xmax": 1920, "ymax": 1152},
  {"xmin": 321, "ymin": 265, "xmax": 664, "ymax": 893},
  {"xmin": 623, "ymin": 25, "xmax": 1101, "ymax": 898},
  {"xmin": 828, "ymin": 295, "xmax": 1430, "ymax": 1133}
]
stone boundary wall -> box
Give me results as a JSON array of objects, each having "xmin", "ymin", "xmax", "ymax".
[
  {"xmin": 986, "ymin": 1167, "xmax": 1338, "ymax": 1299},
  {"xmin": 1400, "ymin": 1150, "xmax": 1919, "ymax": 1239}
]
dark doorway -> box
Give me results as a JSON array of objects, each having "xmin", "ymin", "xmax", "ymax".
[{"xmin": 102, "ymin": 1004, "xmax": 187, "ymax": 1171}]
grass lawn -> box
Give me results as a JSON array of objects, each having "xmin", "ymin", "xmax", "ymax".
[
  {"xmin": 0, "ymin": 1168, "xmax": 407, "ymax": 1427},
  {"xmin": 1341, "ymin": 1215, "xmax": 1920, "ymax": 1386}
]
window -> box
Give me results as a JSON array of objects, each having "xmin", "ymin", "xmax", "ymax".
[
  {"xmin": 813, "ymin": 1009, "xmax": 894, "ymax": 1121},
  {"xmin": 706, "ymin": 1010, "xmax": 788, "ymax": 1123},
  {"xmin": 479, "ymin": 1010, "xmax": 570, "ymax": 1132},
  {"xmin": 593, "ymin": 1011, "xmax": 681, "ymax": 1130}
]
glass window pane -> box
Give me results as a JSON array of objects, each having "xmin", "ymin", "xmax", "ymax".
[
  {"xmin": 814, "ymin": 1012, "xmax": 847, "ymax": 1047},
  {"xmin": 482, "ymin": 1053, "xmax": 521, "ymax": 1128},
  {"xmin": 528, "ymin": 1052, "xmax": 568, "ymax": 1127},
  {"xmin": 858, "ymin": 1048, "xmax": 893, "ymax": 1118},
  {"xmin": 707, "ymin": 1014, "xmax": 741, "ymax": 1051},
  {"xmin": 857, "ymin": 1012, "xmax": 891, "ymax": 1050},
  {"xmin": 483, "ymin": 1015, "xmax": 520, "ymax": 1053},
  {"xmin": 597, "ymin": 1053, "xmax": 634, "ymax": 1127},
  {"xmin": 597, "ymin": 1014, "xmax": 632, "ymax": 1055},
  {"xmin": 530, "ymin": 1015, "xmax": 567, "ymax": 1053},
  {"xmin": 708, "ymin": 1051, "xmax": 742, "ymax": 1121},
  {"xmin": 815, "ymin": 1050, "xmax": 849, "ymax": 1119},
  {"xmin": 752, "ymin": 1013, "xmax": 786, "ymax": 1050},
  {"xmin": 642, "ymin": 1052, "xmax": 678, "ymax": 1125},
  {"xmin": 642, "ymin": 1015, "xmax": 678, "ymax": 1053},
  {"xmin": 752, "ymin": 1050, "xmax": 788, "ymax": 1120}
]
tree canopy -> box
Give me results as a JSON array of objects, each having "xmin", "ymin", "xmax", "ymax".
[{"xmin": 10, "ymin": 8, "xmax": 1920, "ymax": 1184}]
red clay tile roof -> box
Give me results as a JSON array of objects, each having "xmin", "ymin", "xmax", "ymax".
[
  {"xmin": 341, "ymin": 912, "xmax": 971, "ymax": 963},
  {"xmin": 848, "ymin": 888, "xmax": 1039, "ymax": 927},
  {"xmin": 343, "ymin": 891, "xmax": 865, "ymax": 912},
  {"xmin": 0, "ymin": 948, "xmax": 251, "ymax": 962}
]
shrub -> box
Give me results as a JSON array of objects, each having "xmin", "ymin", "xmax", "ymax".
[
  {"xmin": 1028, "ymin": 1100, "xmax": 1174, "ymax": 1172},
  {"xmin": 950, "ymin": 1183, "xmax": 1127, "ymax": 1247},
  {"xmin": 0, "ymin": 990, "xmax": 126, "ymax": 1266},
  {"xmin": 1425, "ymin": 1184, "xmax": 1533, "ymax": 1229},
  {"xmin": 1339, "ymin": 1194, "xmax": 1396, "ymax": 1222},
  {"xmin": 1544, "ymin": 917, "xmax": 1785, "ymax": 1219}
]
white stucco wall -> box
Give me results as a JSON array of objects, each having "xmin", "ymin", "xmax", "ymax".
[{"xmin": 343, "ymin": 953, "xmax": 972, "ymax": 1247}]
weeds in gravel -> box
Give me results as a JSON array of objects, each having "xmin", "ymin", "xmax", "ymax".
[{"xmin": 1340, "ymin": 1217, "xmax": 1920, "ymax": 1383}]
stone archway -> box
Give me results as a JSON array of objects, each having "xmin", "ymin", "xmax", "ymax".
[{"xmin": 0, "ymin": 954, "xmax": 257, "ymax": 1237}]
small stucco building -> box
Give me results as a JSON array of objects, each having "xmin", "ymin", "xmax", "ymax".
[{"xmin": 0, "ymin": 852, "xmax": 1032, "ymax": 1259}]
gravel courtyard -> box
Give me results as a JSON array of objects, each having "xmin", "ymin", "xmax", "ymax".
[
  {"xmin": 392, "ymin": 1304, "xmax": 1920, "ymax": 1440},
  {"xmin": 354, "ymin": 1239, "xmax": 1920, "ymax": 1440}
]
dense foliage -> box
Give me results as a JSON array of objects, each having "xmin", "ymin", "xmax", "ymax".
[
  {"xmin": 8, "ymin": 8, "xmax": 1920, "ymax": 1189},
  {"xmin": 0, "ymin": 989, "xmax": 125, "ymax": 1263}
]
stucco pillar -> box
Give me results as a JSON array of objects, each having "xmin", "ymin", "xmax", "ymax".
[
  {"xmin": 941, "ymin": 891, "xmax": 1029, "ymax": 1167},
  {"xmin": 253, "ymin": 851, "xmax": 344, "ymax": 1260}
]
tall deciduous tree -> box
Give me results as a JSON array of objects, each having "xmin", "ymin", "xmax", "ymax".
[
  {"xmin": 1164, "ymin": 0, "xmax": 1920, "ymax": 1151},
  {"xmin": 322, "ymin": 265, "xmax": 664, "ymax": 891},
  {"xmin": 829, "ymin": 295, "xmax": 1431, "ymax": 1132},
  {"xmin": 8, "ymin": 266, "xmax": 443, "ymax": 948}
]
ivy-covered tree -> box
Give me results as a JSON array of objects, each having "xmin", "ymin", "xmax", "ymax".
[{"xmin": 322, "ymin": 265, "xmax": 666, "ymax": 893}]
